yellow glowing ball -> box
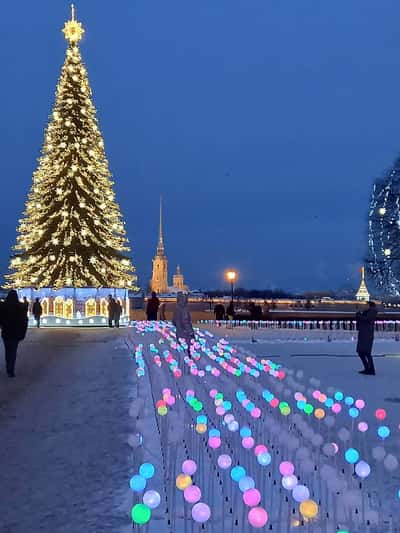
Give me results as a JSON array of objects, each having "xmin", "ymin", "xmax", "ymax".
[
  {"xmin": 299, "ymin": 499, "xmax": 318, "ymax": 519},
  {"xmin": 157, "ymin": 406, "xmax": 168, "ymax": 416},
  {"xmin": 176, "ymin": 474, "xmax": 192, "ymax": 490},
  {"xmin": 196, "ymin": 423, "xmax": 207, "ymax": 434},
  {"xmin": 314, "ymin": 408, "xmax": 325, "ymax": 420}
]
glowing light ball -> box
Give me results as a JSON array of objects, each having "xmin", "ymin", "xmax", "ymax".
[
  {"xmin": 224, "ymin": 414, "xmax": 234, "ymax": 424},
  {"xmin": 209, "ymin": 429, "xmax": 220, "ymax": 438},
  {"xmin": 242, "ymin": 437, "xmax": 255, "ymax": 449},
  {"xmin": 239, "ymin": 476, "xmax": 255, "ymax": 492},
  {"xmin": 210, "ymin": 389, "xmax": 217, "ymax": 398},
  {"xmin": 355, "ymin": 399, "xmax": 365, "ymax": 409},
  {"xmin": 240, "ymin": 427, "xmax": 252, "ymax": 438},
  {"xmin": 218, "ymin": 454, "xmax": 232, "ymax": 469},
  {"xmin": 349, "ymin": 407, "xmax": 359, "ymax": 418},
  {"xmin": 243, "ymin": 488, "xmax": 261, "ymax": 507},
  {"xmin": 282, "ymin": 475, "xmax": 298, "ymax": 490},
  {"xmin": 176, "ymin": 474, "xmax": 192, "ymax": 490},
  {"xmin": 248, "ymin": 507, "xmax": 268, "ymax": 528},
  {"xmin": 251, "ymin": 407, "xmax": 262, "ymax": 418},
  {"xmin": 299, "ymin": 499, "xmax": 318, "ymax": 519},
  {"xmin": 191, "ymin": 502, "xmax": 211, "ymax": 523},
  {"xmin": 196, "ymin": 423, "xmax": 207, "ymax": 434},
  {"xmin": 292, "ymin": 484, "xmax": 310, "ymax": 503},
  {"xmin": 131, "ymin": 503, "xmax": 151, "ymax": 525},
  {"xmin": 332, "ymin": 403, "xmax": 342, "ymax": 414},
  {"xmin": 231, "ymin": 466, "xmax": 246, "ymax": 482},
  {"xmin": 345, "ymin": 448, "xmax": 360, "ymax": 464},
  {"xmin": 158, "ymin": 406, "xmax": 168, "ymax": 416},
  {"xmin": 166, "ymin": 395, "xmax": 175, "ymax": 406},
  {"xmin": 281, "ymin": 406, "xmax": 291, "ymax": 416},
  {"xmin": 378, "ymin": 426, "xmax": 390, "ymax": 439},
  {"xmin": 184, "ymin": 485, "xmax": 201, "ymax": 504},
  {"xmin": 312, "ymin": 390, "xmax": 320, "ymax": 400},
  {"xmin": 182, "ymin": 460, "xmax": 197, "ymax": 476},
  {"xmin": 304, "ymin": 404, "xmax": 314, "ymax": 415},
  {"xmin": 197, "ymin": 415, "xmax": 207, "ymax": 424},
  {"xmin": 257, "ymin": 452, "xmax": 272, "ymax": 466},
  {"xmin": 208, "ymin": 437, "xmax": 222, "ymax": 449},
  {"xmin": 344, "ymin": 396, "xmax": 354, "ymax": 406},
  {"xmin": 279, "ymin": 461, "xmax": 295, "ymax": 476},
  {"xmin": 270, "ymin": 398, "xmax": 279, "ymax": 408},
  {"xmin": 162, "ymin": 388, "xmax": 171, "ymax": 396},
  {"xmin": 375, "ymin": 408, "xmax": 387, "ymax": 421},
  {"xmin": 358, "ymin": 421, "xmax": 368, "ymax": 432},
  {"xmin": 254, "ymin": 445, "xmax": 267, "ymax": 456},
  {"xmin": 156, "ymin": 400, "xmax": 166, "ymax": 409},
  {"xmin": 314, "ymin": 408, "xmax": 325, "ymax": 420},
  {"xmin": 143, "ymin": 490, "xmax": 161, "ymax": 509},
  {"xmin": 228, "ymin": 421, "xmax": 239, "ymax": 432},
  {"xmin": 334, "ymin": 391, "xmax": 344, "ymax": 401},
  {"xmin": 130, "ymin": 475, "xmax": 147, "ymax": 492},
  {"xmin": 139, "ymin": 463, "xmax": 155, "ymax": 480},
  {"xmin": 355, "ymin": 461, "xmax": 371, "ymax": 479}
]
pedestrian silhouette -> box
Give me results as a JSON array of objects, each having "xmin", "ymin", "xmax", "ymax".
[
  {"xmin": 214, "ymin": 303, "xmax": 225, "ymax": 321},
  {"xmin": 146, "ymin": 292, "xmax": 160, "ymax": 321},
  {"xmin": 173, "ymin": 293, "xmax": 194, "ymax": 356},
  {"xmin": 108, "ymin": 295, "xmax": 116, "ymax": 328},
  {"xmin": 159, "ymin": 301, "xmax": 167, "ymax": 321},
  {"xmin": 114, "ymin": 300, "xmax": 122, "ymax": 328},
  {"xmin": 32, "ymin": 298, "xmax": 42, "ymax": 328},
  {"xmin": 356, "ymin": 301, "xmax": 378, "ymax": 375},
  {"xmin": 0, "ymin": 290, "xmax": 28, "ymax": 377}
]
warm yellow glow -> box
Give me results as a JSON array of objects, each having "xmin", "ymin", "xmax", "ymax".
[
  {"xmin": 62, "ymin": 5, "xmax": 85, "ymax": 43},
  {"xmin": 379, "ymin": 207, "xmax": 386, "ymax": 216},
  {"xmin": 225, "ymin": 270, "xmax": 237, "ymax": 282},
  {"xmin": 384, "ymin": 248, "xmax": 392, "ymax": 256}
]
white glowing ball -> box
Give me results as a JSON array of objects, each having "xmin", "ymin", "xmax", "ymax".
[
  {"xmin": 282, "ymin": 475, "xmax": 298, "ymax": 490},
  {"xmin": 292, "ymin": 484, "xmax": 310, "ymax": 503},
  {"xmin": 355, "ymin": 461, "xmax": 371, "ymax": 479}
]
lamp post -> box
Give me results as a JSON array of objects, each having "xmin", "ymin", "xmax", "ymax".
[{"xmin": 225, "ymin": 270, "xmax": 237, "ymax": 302}]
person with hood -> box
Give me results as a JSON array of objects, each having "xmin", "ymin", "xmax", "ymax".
[
  {"xmin": 0, "ymin": 290, "xmax": 28, "ymax": 377},
  {"xmin": 32, "ymin": 298, "xmax": 43, "ymax": 328},
  {"xmin": 146, "ymin": 292, "xmax": 160, "ymax": 321},
  {"xmin": 356, "ymin": 301, "xmax": 378, "ymax": 375},
  {"xmin": 114, "ymin": 299, "xmax": 122, "ymax": 328},
  {"xmin": 173, "ymin": 292, "xmax": 194, "ymax": 355}
]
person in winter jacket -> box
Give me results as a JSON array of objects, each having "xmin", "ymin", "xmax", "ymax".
[
  {"xmin": 173, "ymin": 293, "xmax": 194, "ymax": 355},
  {"xmin": 146, "ymin": 292, "xmax": 160, "ymax": 321},
  {"xmin": 0, "ymin": 290, "xmax": 28, "ymax": 377},
  {"xmin": 32, "ymin": 298, "xmax": 43, "ymax": 328},
  {"xmin": 356, "ymin": 301, "xmax": 378, "ymax": 375}
]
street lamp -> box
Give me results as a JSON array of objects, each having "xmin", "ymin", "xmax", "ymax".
[{"xmin": 225, "ymin": 269, "xmax": 238, "ymax": 302}]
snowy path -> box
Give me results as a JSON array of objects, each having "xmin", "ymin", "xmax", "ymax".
[{"xmin": 0, "ymin": 329, "xmax": 132, "ymax": 533}]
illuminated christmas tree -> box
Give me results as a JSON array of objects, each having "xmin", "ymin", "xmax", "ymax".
[{"xmin": 6, "ymin": 6, "xmax": 137, "ymax": 291}]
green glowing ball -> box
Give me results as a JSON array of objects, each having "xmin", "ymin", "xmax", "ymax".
[
  {"xmin": 131, "ymin": 503, "xmax": 151, "ymax": 525},
  {"xmin": 304, "ymin": 404, "xmax": 314, "ymax": 415}
]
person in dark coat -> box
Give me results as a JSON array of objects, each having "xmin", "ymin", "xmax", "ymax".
[
  {"xmin": 226, "ymin": 301, "xmax": 235, "ymax": 320},
  {"xmin": 214, "ymin": 303, "xmax": 225, "ymax": 321},
  {"xmin": 108, "ymin": 295, "xmax": 116, "ymax": 328},
  {"xmin": 159, "ymin": 302, "xmax": 167, "ymax": 321},
  {"xmin": 0, "ymin": 290, "xmax": 28, "ymax": 377},
  {"xmin": 23, "ymin": 297, "xmax": 29, "ymax": 313},
  {"xmin": 356, "ymin": 301, "xmax": 378, "ymax": 375},
  {"xmin": 146, "ymin": 292, "xmax": 160, "ymax": 321},
  {"xmin": 173, "ymin": 292, "xmax": 194, "ymax": 356},
  {"xmin": 114, "ymin": 300, "xmax": 122, "ymax": 328},
  {"xmin": 32, "ymin": 298, "xmax": 43, "ymax": 328}
]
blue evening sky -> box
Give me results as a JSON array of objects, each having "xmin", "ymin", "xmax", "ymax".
[{"xmin": 2, "ymin": 1, "xmax": 400, "ymax": 292}]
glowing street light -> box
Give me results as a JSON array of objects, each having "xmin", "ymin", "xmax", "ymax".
[{"xmin": 225, "ymin": 269, "xmax": 238, "ymax": 302}]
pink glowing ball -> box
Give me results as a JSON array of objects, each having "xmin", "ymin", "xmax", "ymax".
[
  {"xmin": 254, "ymin": 445, "xmax": 268, "ymax": 457},
  {"xmin": 242, "ymin": 399, "xmax": 250, "ymax": 408},
  {"xmin": 278, "ymin": 370, "xmax": 286, "ymax": 380},
  {"xmin": 166, "ymin": 396, "xmax": 175, "ymax": 406},
  {"xmin": 212, "ymin": 369, "xmax": 221, "ymax": 376},
  {"xmin": 332, "ymin": 403, "xmax": 341, "ymax": 414},
  {"xmin": 358, "ymin": 421, "xmax": 368, "ymax": 433},
  {"xmin": 186, "ymin": 389, "xmax": 195, "ymax": 398},
  {"xmin": 162, "ymin": 388, "xmax": 171, "ymax": 396},
  {"xmin": 355, "ymin": 399, "xmax": 365, "ymax": 409},
  {"xmin": 270, "ymin": 398, "xmax": 279, "ymax": 408},
  {"xmin": 191, "ymin": 502, "xmax": 211, "ymax": 523},
  {"xmin": 375, "ymin": 408, "xmax": 386, "ymax": 421},
  {"xmin": 224, "ymin": 414, "xmax": 235, "ymax": 424},
  {"xmin": 174, "ymin": 369, "xmax": 182, "ymax": 378},
  {"xmin": 248, "ymin": 507, "xmax": 268, "ymax": 528},
  {"xmin": 182, "ymin": 460, "xmax": 197, "ymax": 476},
  {"xmin": 208, "ymin": 437, "xmax": 222, "ymax": 449},
  {"xmin": 198, "ymin": 370, "xmax": 205, "ymax": 377},
  {"xmin": 312, "ymin": 390, "xmax": 321, "ymax": 400},
  {"xmin": 242, "ymin": 437, "xmax": 255, "ymax": 449},
  {"xmin": 294, "ymin": 392, "xmax": 303, "ymax": 401},
  {"xmin": 251, "ymin": 408, "xmax": 262, "ymax": 419},
  {"xmin": 191, "ymin": 368, "xmax": 198, "ymax": 376},
  {"xmin": 279, "ymin": 461, "xmax": 295, "ymax": 476},
  {"xmin": 217, "ymin": 454, "xmax": 232, "ymax": 469},
  {"xmin": 216, "ymin": 406, "xmax": 226, "ymax": 416},
  {"xmin": 184, "ymin": 485, "xmax": 201, "ymax": 504},
  {"xmin": 243, "ymin": 488, "xmax": 261, "ymax": 507},
  {"xmin": 209, "ymin": 389, "xmax": 217, "ymax": 398}
]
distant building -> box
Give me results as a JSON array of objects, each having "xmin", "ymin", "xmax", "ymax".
[
  {"xmin": 356, "ymin": 266, "xmax": 370, "ymax": 302},
  {"xmin": 150, "ymin": 199, "xmax": 189, "ymax": 294}
]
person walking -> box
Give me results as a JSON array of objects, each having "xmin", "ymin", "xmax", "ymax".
[
  {"xmin": 0, "ymin": 290, "xmax": 28, "ymax": 378},
  {"xmin": 114, "ymin": 299, "xmax": 122, "ymax": 328},
  {"xmin": 159, "ymin": 301, "xmax": 167, "ymax": 321},
  {"xmin": 214, "ymin": 303, "xmax": 225, "ymax": 321},
  {"xmin": 108, "ymin": 295, "xmax": 116, "ymax": 328},
  {"xmin": 356, "ymin": 301, "xmax": 378, "ymax": 375},
  {"xmin": 22, "ymin": 296, "xmax": 29, "ymax": 314},
  {"xmin": 146, "ymin": 292, "xmax": 160, "ymax": 321},
  {"xmin": 173, "ymin": 293, "xmax": 194, "ymax": 356},
  {"xmin": 226, "ymin": 301, "xmax": 235, "ymax": 321},
  {"xmin": 32, "ymin": 298, "xmax": 42, "ymax": 328}
]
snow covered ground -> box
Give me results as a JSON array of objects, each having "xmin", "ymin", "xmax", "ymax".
[{"xmin": 2, "ymin": 325, "xmax": 400, "ymax": 532}]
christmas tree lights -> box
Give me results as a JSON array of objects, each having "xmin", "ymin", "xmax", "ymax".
[{"xmin": 6, "ymin": 6, "xmax": 137, "ymax": 290}]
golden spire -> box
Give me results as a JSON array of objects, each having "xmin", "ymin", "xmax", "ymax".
[
  {"xmin": 157, "ymin": 196, "xmax": 165, "ymax": 255},
  {"xmin": 62, "ymin": 4, "xmax": 85, "ymax": 43},
  {"xmin": 356, "ymin": 265, "xmax": 370, "ymax": 302}
]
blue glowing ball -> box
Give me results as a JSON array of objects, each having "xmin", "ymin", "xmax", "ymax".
[
  {"xmin": 240, "ymin": 426, "xmax": 252, "ymax": 438},
  {"xmin": 378, "ymin": 425, "xmax": 390, "ymax": 439},
  {"xmin": 209, "ymin": 428, "xmax": 220, "ymax": 438},
  {"xmin": 223, "ymin": 401, "xmax": 232, "ymax": 411},
  {"xmin": 246, "ymin": 402, "xmax": 256, "ymax": 412},
  {"xmin": 230, "ymin": 465, "xmax": 246, "ymax": 482},
  {"xmin": 139, "ymin": 463, "xmax": 155, "ymax": 480},
  {"xmin": 197, "ymin": 415, "xmax": 207, "ymax": 424},
  {"xmin": 334, "ymin": 391, "xmax": 344, "ymax": 401},
  {"xmin": 325, "ymin": 398, "xmax": 334, "ymax": 408},
  {"xmin": 344, "ymin": 396, "xmax": 354, "ymax": 406},
  {"xmin": 344, "ymin": 448, "xmax": 360, "ymax": 464},
  {"xmin": 257, "ymin": 452, "xmax": 272, "ymax": 466},
  {"xmin": 297, "ymin": 400, "xmax": 306, "ymax": 410},
  {"xmin": 130, "ymin": 475, "xmax": 147, "ymax": 492},
  {"xmin": 238, "ymin": 476, "xmax": 255, "ymax": 492},
  {"xmin": 349, "ymin": 407, "xmax": 359, "ymax": 419}
]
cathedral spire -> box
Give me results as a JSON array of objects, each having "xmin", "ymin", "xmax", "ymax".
[
  {"xmin": 157, "ymin": 196, "xmax": 165, "ymax": 255},
  {"xmin": 356, "ymin": 265, "xmax": 370, "ymax": 302}
]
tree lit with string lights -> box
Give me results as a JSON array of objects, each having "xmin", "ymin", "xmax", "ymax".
[
  {"xmin": 368, "ymin": 155, "xmax": 400, "ymax": 295},
  {"xmin": 6, "ymin": 5, "xmax": 137, "ymax": 291}
]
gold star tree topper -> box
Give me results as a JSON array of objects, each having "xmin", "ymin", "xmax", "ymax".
[{"xmin": 62, "ymin": 4, "xmax": 85, "ymax": 43}]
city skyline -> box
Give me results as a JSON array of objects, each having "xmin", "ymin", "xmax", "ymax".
[{"xmin": 2, "ymin": 1, "xmax": 400, "ymax": 291}]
